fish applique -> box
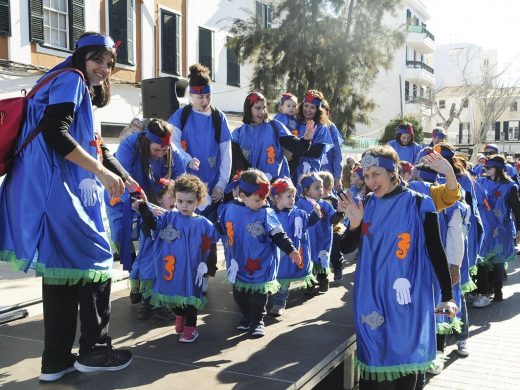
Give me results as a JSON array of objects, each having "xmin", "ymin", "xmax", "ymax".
[
  {"xmin": 361, "ymin": 311, "xmax": 385, "ymax": 330},
  {"xmin": 207, "ymin": 156, "xmax": 217, "ymax": 168},
  {"xmin": 242, "ymin": 148, "xmax": 251, "ymax": 160},
  {"xmin": 158, "ymin": 225, "xmax": 181, "ymax": 242},
  {"xmin": 246, "ymin": 221, "xmax": 265, "ymax": 238}
]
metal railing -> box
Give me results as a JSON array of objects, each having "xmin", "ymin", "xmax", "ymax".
[
  {"xmin": 405, "ymin": 96, "xmax": 430, "ymax": 105},
  {"xmin": 406, "ymin": 60, "xmax": 434, "ymax": 74},
  {"xmin": 407, "ymin": 25, "xmax": 435, "ymax": 41}
]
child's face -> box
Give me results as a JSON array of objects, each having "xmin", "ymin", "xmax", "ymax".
[
  {"xmin": 251, "ymin": 101, "xmax": 267, "ymax": 124},
  {"xmin": 175, "ymin": 191, "xmax": 200, "ymax": 216},
  {"xmin": 275, "ymin": 190, "xmax": 296, "ymax": 209},
  {"xmin": 239, "ymin": 192, "xmax": 265, "ymax": 211},
  {"xmin": 350, "ymin": 173, "xmax": 363, "ymax": 187},
  {"xmin": 280, "ymin": 99, "xmax": 297, "ymax": 116},
  {"xmin": 159, "ymin": 192, "xmax": 176, "ymax": 210},
  {"xmin": 305, "ymin": 180, "xmax": 323, "ymax": 200},
  {"xmin": 322, "ymin": 184, "xmax": 333, "ymax": 196},
  {"xmin": 400, "ymin": 133, "xmax": 412, "ymax": 145},
  {"xmin": 190, "ymin": 93, "xmax": 211, "ymax": 112}
]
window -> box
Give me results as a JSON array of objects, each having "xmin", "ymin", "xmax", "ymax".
[
  {"xmin": 29, "ymin": 0, "xmax": 84, "ymax": 50},
  {"xmin": 509, "ymin": 120, "xmax": 520, "ymax": 140},
  {"xmin": 199, "ymin": 27, "xmax": 214, "ymax": 80},
  {"xmin": 438, "ymin": 100, "xmax": 445, "ymax": 109},
  {"xmin": 404, "ymin": 81, "xmax": 409, "ymax": 101},
  {"xmin": 109, "ymin": 0, "xmax": 134, "ymax": 65},
  {"xmin": 161, "ymin": 10, "xmax": 180, "ymax": 75},
  {"xmin": 0, "ymin": 0, "xmax": 10, "ymax": 36},
  {"xmin": 412, "ymin": 83, "xmax": 417, "ymax": 100},
  {"xmin": 485, "ymin": 123, "xmax": 496, "ymax": 141},
  {"xmin": 227, "ymin": 36, "xmax": 240, "ymax": 87},
  {"xmin": 459, "ymin": 122, "xmax": 471, "ymax": 144},
  {"xmin": 462, "ymin": 98, "xmax": 468, "ymax": 108},
  {"xmin": 510, "ymin": 101, "xmax": 518, "ymax": 112},
  {"xmin": 256, "ymin": 1, "xmax": 273, "ymax": 29}
]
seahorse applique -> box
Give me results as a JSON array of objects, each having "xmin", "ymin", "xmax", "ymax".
[
  {"xmin": 163, "ymin": 255, "xmax": 176, "ymax": 281},
  {"xmin": 267, "ymin": 146, "xmax": 276, "ymax": 164},
  {"xmin": 226, "ymin": 221, "xmax": 234, "ymax": 246},
  {"xmin": 395, "ymin": 233, "xmax": 411, "ymax": 260},
  {"xmin": 181, "ymin": 140, "xmax": 188, "ymax": 151}
]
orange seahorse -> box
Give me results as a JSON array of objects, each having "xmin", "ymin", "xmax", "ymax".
[
  {"xmin": 395, "ymin": 233, "xmax": 411, "ymax": 260},
  {"xmin": 267, "ymin": 146, "xmax": 276, "ymax": 164},
  {"xmin": 163, "ymin": 255, "xmax": 176, "ymax": 281},
  {"xmin": 292, "ymin": 129, "xmax": 299, "ymax": 137},
  {"xmin": 181, "ymin": 140, "xmax": 188, "ymax": 151},
  {"xmin": 226, "ymin": 221, "xmax": 234, "ymax": 246}
]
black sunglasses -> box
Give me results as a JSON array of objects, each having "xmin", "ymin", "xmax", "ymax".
[{"xmin": 483, "ymin": 166, "xmax": 494, "ymax": 170}]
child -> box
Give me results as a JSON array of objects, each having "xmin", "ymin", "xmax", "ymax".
[
  {"xmin": 269, "ymin": 177, "xmax": 321, "ymax": 316},
  {"xmin": 349, "ymin": 165, "xmax": 367, "ymax": 201},
  {"xmin": 218, "ymin": 169, "xmax": 301, "ymax": 337},
  {"xmin": 399, "ymin": 160, "xmax": 414, "ymax": 182},
  {"xmin": 274, "ymin": 93, "xmax": 298, "ymax": 134},
  {"xmin": 231, "ymin": 91, "xmax": 314, "ymax": 182},
  {"xmin": 296, "ymin": 173, "xmax": 344, "ymax": 293},
  {"xmin": 321, "ymin": 100, "xmax": 345, "ymax": 190},
  {"xmin": 136, "ymin": 174, "xmax": 219, "ymax": 343},
  {"xmin": 317, "ymin": 171, "xmax": 346, "ymax": 281},
  {"xmin": 386, "ymin": 122, "xmax": 422, "ymax": 164}
]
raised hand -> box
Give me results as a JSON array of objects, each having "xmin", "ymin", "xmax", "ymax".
[
  {"xmin": 337, "ymin": 192, "xmax": 364, "ymax": 229},
  {"xmin": 303, "ymin": 120, "xmax": 316, "ymax": 141}
]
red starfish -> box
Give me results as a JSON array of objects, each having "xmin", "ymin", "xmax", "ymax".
[
  {"xmin": 200, "ymin": 234, "xmax": 212, "ymax": 252},
  {"xmin": 361, "ymin": 221, "xmax": 372, "ymax": 236},
  {"xmin": 244, "ymin": 258, "xmax": 262, "ymax": 275},
  {"xmin": 493, "ymin": 190, "xmax": 502, "ymax": 199}
]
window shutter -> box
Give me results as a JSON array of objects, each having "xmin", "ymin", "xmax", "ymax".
[
  {"xmin": 458, "ymin": 123, "xmax": 463, "ymax": 144},
  {"xmin": 29, "ymin": 0, "xmax": 44, "ymax": 43},
  {"xmin": 109, "ymin": 0, "xmax": 133, "ymax": 65},
  {"xmin": 495, "ymin": 121, "xmax": 501, "ymax": 141},
  {"xmin": 227, "ymin": 37, "xmax": 240, "ymax": 87},
  {"xmin": 0, "ymin": 0, "xmax": 10, "ymax": 36},
  {"xmin": 504, "ymin": 121, "xmax": 509, "ymax": 141},
  {"xmin": 69, "ymin": 0, "xmax": 85, "ymax": 50},
  {"xmin": 125, "ymin": 0, "xmax": 134, "ymax": 64},
  {"xmin": 175, "ymin": 13, "xmax": 180, "ymax": 74},
  {"xmin": 199, "ymin": 27, "xmax": 213, "ymax": 78},
  {"xmin": 161, "ymin": 11, "xmax": 180, "ymax": 75}
]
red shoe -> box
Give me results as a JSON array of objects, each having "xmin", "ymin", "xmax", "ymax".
[
  {"xmin": 175, "ymin": 316, "xmax": 185, "ymax": 334},
  {"xmin": 179, "ymin": 326, "xmax": 199, "ymax": 343}
]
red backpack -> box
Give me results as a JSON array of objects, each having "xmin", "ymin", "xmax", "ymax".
[{"xmin": 0, "ymin": 68, "xmax": 84, "ymax": 176}]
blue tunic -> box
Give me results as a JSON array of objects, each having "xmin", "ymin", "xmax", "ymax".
[
  {"xmin": 130, "ymin": 229, "xmax": 155, "ymax": 297},
  {"xmin": 231, "ymin": 120, "xmax": 291, "ymax": 181},
  {"xmin": 150, "ymin": 211, "xmax": 218, "ymax": 309},
  {"xmin": 168, "ymin": 108, "xmax": 231, "ymax": 193},
  {"xmin": 387, "ymin": 140, "xmax": 421, "ymax": 163},
  {"xmin": 354, "ymin": 189, "xmax": 437, "ymax": 378},
  {"xmin": 219, "ymin": 203, "xmax": 284, "ymax": 293},
  {"xmin": 0, "ymin": 71, "xmax": 113, "ymax": 282},
  {"xmin": 321, "ymin": 122, "xmax": 344, "ymax": 179},
  {"xmin": 273, "ymin": 113, "xmax": 298, "ymax": 135}
]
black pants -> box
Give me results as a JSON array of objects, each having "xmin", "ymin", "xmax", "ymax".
[
  {"xmin": 232, "ymin": 286, "xmax": 268, "ymax": 325},
  {"xmin": 359, "ymin": 374, "xmax": 417, "ymax": 390},
  {"xmin": 476, "ymin": 262, "xmax": 505, "ymax": 294},
  {"xmin": 330, "ymin": 232, "xmax": 344, "ymax": 271},
  {"xmin": 41, "ymin": 279, "xmax": 111, "ymax": 370},
  {"xmin": 173, "ymin": 305, "xmax": 198, "ymax": 327}
]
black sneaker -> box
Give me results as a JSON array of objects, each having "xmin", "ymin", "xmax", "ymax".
[
  {"xmin": 137, "ymin": 301, "xmax": 152, "ymax": 320},
  {"xmin": 39, "ymin": 354, "xmax": 77, "ymax": 381},
  {"xmin": 236, "ymin": 316, "xmax": 251, "ymax": 331},
  {"xmin": 74, "ymin": 343, "xmax": 132, "ymax": 373},
  {"xmin": 153, "ymin": 306, "xmax": 175, "ymax": 320},
  {"xmin": 251, "ymin": 322, "xmax": 265, "ymax": 338},
  {"xmin": 318, "ymin": 274, "xmax": 329, "ymax": 292},
  {"xmin": 129, "ymin": 287, "xmax": 142, "ymax": 304}
]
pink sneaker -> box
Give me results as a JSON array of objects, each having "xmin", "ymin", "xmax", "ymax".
[
  {"xmin": 175, "ymin": 316, "xmax": 185, "ymax": 334},
  {"xmin": 179, "ymin": 326, "xmax": 199, "ymax": 343}
]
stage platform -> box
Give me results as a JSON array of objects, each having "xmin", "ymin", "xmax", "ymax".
[{"xmin": 0, "ymin": 255, "xmax": 358, "ymax": 390}]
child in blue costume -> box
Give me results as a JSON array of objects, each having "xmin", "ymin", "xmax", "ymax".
[
  {"xmin": 387, "ymin": 122, "xmax": 422, "ymax": 164},
  {"xmin": 274, "ymin": 92, "xmax": 298, "ymax": 135},
  {"xmin": 167, "ymin": 63, "xmax": 232, "ymax": 223},
  {"xmin": 130, "ymin": 179, "xmax": 176, "ymax": 320},
  {"xmin": 338, "ymin": 146, "xmax": 457, "ymax": 390},
  {"xmin": 105, "ymin": 118, "xmax": 186, "ymax": 273},
  {"xmin": 474, "ymin": 155, "xmax": 520, "ymax": 306},
  {"xmin": 293, "ymin": 90, "xmax": 333, "ymax": 186},
  {"xmin": 218, "ymin": 169, "xmax": 302, "ymax": 337},
  {"xmin": 0, "ymin": 33, "xmax": 135, "ymax": 380},
  {"xmin": 136, "ymin": 174, "xmax": 218, "ymax": 343},
  {"xmin": 231, "ymin": 91, "xmax": 313, "ymax": 182},
  {"xmin": 269, "ymin": 177, "xmax": 321, "ymax": 316},
  {"xmin": 320, "ymin": 100, "xmax": 345, "ymax": 190},
  {"xmin": 296, "ymin": 173, "xmax": 344, "ymax": 294},
  {"xmin": 473, "ymin": 144, "xmax": 517, "ymax": 180}
]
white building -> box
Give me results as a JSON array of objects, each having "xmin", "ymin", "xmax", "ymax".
[{"xmin": 356, "ymin": 0, "xmax": 435, "ymax": 138}]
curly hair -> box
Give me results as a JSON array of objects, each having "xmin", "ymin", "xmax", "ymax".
[
  {"xmin": 173, "ymin": 174, "xmax": 208, "ymax": 202},
  {"xmin": 297, "ymin": 89, "xmax": 327, "ymax": 124},
  {"xmin": 188, "ymin": 63, "xmax": 211, "ymax": 87}
]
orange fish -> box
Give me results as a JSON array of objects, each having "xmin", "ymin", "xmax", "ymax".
[
  {"xmin": 395, "ymin": 233, "xmax": 411, "ymax": 260},
  {"xmin": 163, "ymin": 255, "xmax": 176, "ymax": 281},
  {"xmin": 109, "ymin": 196, "xmax": 121, "ymax": 206},
  {"xmin": 267, "ymin": 146, "xmax": 276, "ymax": 164},
  {"xmin": 181, "ymin": 140, "xmax": 187, "ymax": 151},
  {"xmin": 292, "ymin": 129, "xmax": 299, "ymax": 136},
  {"xmin": 296, "ymin": 247, "xmax": 304, "ymax": 269},
  {"xmin": 226, "ymin": 221, "xmax": 234, "ymax": 246}
]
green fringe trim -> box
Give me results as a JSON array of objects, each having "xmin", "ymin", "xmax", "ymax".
[
  {"xmin": 461, "ymin": 279, "xmax": 477, "ymax": 294},
  {"xmin": 450, "ymin": 317, "xmax": 463, "ymax": 334},
  {"xmin": 1, "ymin": 251, "xmax": 112, "ymax": 285},
  {"xmin": 150, "ymin": 293, "xmax": 206, "ymax": 310},
  {"xmin": 130, "ymin": 279, "xmax": 154, "ymax": 298},
  {"xmin": 469, "ymin": 264, "xmax": 478, "ymax": 276},
  {"xmin": 278, "ymin": 273, "xmax": 317, "ymax": 289},
  {"xmin": 356, "ymin": 358, "xmax": 431, "ymax": 382},
  {"xmin": 312, "ymin": 264, "xmax": 331, "ymax": 276},
  {"xmin": 233, "ymin": 279, "xmax": 280, "ymax": 294},
  {"xmin": 436, "ymin": 321, "xmax": 453, "ymax": 335}
]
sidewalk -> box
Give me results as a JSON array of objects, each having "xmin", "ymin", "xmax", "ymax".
[{"xmin": 425, "ymin": 257, "xmax": 520, "ymax": 390}]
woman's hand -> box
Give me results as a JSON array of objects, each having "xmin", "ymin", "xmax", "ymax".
[
  {"xmin": 303, "ymin": 120, "xmax": 316, "ymax": 141},
  {"xmin": 435, "ymin": 300, "xmax": 459, "ymax": 318},
  {"xmin": 189, "ymin": 158, "xmax": 201, "ymax": 171},
  {"xmin": 98, "ymin": 168, "xmax": 125, "ymax": 198},
  {"xmin": 338, "ymin": 192, "xmax": 364, "ymax": 230},
  {"xmin": 124, "ymin": 176, "xmax": 147, "ymax": 202},
  {"xmin": 211, "ymin": 186, "xmax": 224, "ymax": 202}
]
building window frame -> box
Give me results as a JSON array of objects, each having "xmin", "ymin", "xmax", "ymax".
[
  {"xmin": 438, "ymin": 99, "xmax": 445, "ymax": 109},
  {"xmin": 198, "ymin": 26, "xmax": 215, "ymax": 81},
  {"xmin": 108, "ymin": 0, "xmax": 134, "ymax": 66},
  {"xmin": 510, "ymin": 101, "xmax": 518, "ymax": 112},
  {"xmin": 160, "ymin": 8, "xmax": 181, "ymax": 76},
  {"xmin": 0, "ymin": 0, "xmax": 11, "ymax": 36},
  {"xmin": 227, "ymin": 36, "xmax": 240, "ymax": 87}
]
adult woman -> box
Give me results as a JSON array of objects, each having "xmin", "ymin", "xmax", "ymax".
[
  {"xmin": 320, "ymin": 100, "xmax": 344, "ymax": 191},
  {"xmin": 168, "ymin": 63, "xmax": 231, "ymax": 222},
  {"xmin": 387, "ymin": 122, "xmax": 421, "ymax": 164},
  {"xmin": 0, "ymin": 33, "xmax": 136, "ymax": 381},
  {"xmin": 338, "ymin": 146, "xmax": 457, "ymax": 390}
]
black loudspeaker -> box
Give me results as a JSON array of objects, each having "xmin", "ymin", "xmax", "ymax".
[{"xmin": 141, "ymin": 76, "xmax": 189, "ymax": 120}]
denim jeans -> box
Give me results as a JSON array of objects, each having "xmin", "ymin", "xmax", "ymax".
[{"xmin": 272, "ymin": 285, "xmax": 289, "ymax": 308}]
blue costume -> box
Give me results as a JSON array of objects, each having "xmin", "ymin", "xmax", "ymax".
[
  {"xmin": 0, "ymin": 71, "xmax": 113, "ymax": 283},
  {"xmin": 354, "ymin": 189, "xmax": 438, "ymax": 380},
  {"xmin": 129, "ymin": 231, "xmax": 155, "ymax": 298},
  {"xmin": 387, "ymin": 139, "xmax": 421, "ymax": 163},
  {"xmin": 274, "ymin": 113, "xmax": 298, "ymax": 136},
  {"xmin": 231, "ymin": 120, "xmax": 292, "ymax": 181},
  {"xmin": 321, "ymin": 122, "xmax": 344, "ymax": 180},
  {"xmin": 219, "ymin": 202, "xmax": 284, "ymax": 293},
  {"xmin": 150, "ymin": 211, "xmax": 218, "ymax": 309}
]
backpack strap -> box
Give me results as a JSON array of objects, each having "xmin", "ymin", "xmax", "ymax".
[
  {"xmin": 179, "ymin": 104, "xmax": 222, "ymax": 144},
  {"xmin": 179, "ymin": 104, "xmax": 192, "ymax": 131}
]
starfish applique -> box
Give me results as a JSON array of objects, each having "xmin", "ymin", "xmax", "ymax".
[
  {"xmin": 361, "ymin": 221, "xmax": 372, "ymax": 236},
  {"xmin": 244, "ymin": 258, "xmax": 262, "ymax": 275},
  {"xmin": 200, "ymin": 234, "xmax": 212, "ymax": 252},
  {"xmin": 493, "ymin": 190, "xmax": 502, "ymax": 199}
]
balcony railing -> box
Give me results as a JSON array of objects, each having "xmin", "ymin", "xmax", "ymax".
[
  {"xmin": 405, "ymin": 96, "xmax": 430, "ymax": 105},
  {"xmin": 407, "ymin": 25, "xmax": 435, "ymax": 41},
  {"xmin": 406, "ymin": 60, "xmax": 434, "ymax": 75}
]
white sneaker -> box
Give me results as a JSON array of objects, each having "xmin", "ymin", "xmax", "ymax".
[
  {"xmin": 472, "ymin": 294, "xmax": 492, "ymax": 308},
  {"xmin": 269, "ymin": 305, "xmax": 285, "ymax": 317},
  {"xmin": 457, "ymin": 340, "xmax": 469, "ymax": 356},
  {"xmin": 426, "ymin": 351, "xmax": 445, "ymax": 375}
]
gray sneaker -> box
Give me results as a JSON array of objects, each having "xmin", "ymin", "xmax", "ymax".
[{"xmin": 270, "ymin": 305, "xmax": 285, "ymax": 317}]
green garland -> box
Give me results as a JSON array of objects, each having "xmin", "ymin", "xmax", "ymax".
[
  {"xmin": 231, "ymin": 279, "xmax": 280, "ymax": 294},
  {"xmin": 356, "ymin": 358, "xmax": 432, "ymax": 381},
  {"xmin": 461, "ymin": 279, "xmax": 477, "ymax": 294},
  {"xmin": 130, "ymin": 279, "xmax": 154, "ymax": 298},
  {"xmin": 278, "ymin": 273, "xmax": 317, "ymax": 289},
  {"xmin": 151, "ymin": 293, "xmax": 206, "ymax": 310},
  {"xmin": 312, "ymin": 264, "xmax": 331, "ymax": 276}
]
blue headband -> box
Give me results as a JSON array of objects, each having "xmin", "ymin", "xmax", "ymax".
[
  {"xmin": 361, "ymin": 154, "xmax": 397, "ymax": 171},
  {"xmin": 486, "ymin": 160, "xmax": 505, "ymax": 169},
  {"xmin": 76, "ymin": 35, "xmax": 115, "ymax": 49},
  {"xmin": 145, "ymin": 130, "xmax": 171, "ymax": 146},
  {"xmin": 432, "ymin": 129, "xmax": 446, "ymax": 138},
  {"xmin": 397, "ymin": 126, "xmax": 413, "ymax": 135},
  {"xmin": 189, "ymin": 85, "xmax": 211, "ymax": 94},
  {"xmin": 279, "ymin": 93, "xmax": 296, "ymax": 107},
  {"xmin": 417, "ymin": 168, "xmax": 438, "ymax": 183},
  {"xmin": 301, "ymin": 174, "xmax": 321, "ymax": 189},
  {"xmin": 238, "ymin": 179, "xmax": 270, "ymax": 198}
]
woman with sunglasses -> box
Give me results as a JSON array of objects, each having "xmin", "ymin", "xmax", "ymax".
[{"xmin": 473, "ymin": 155, "xmax": 520, "ymax": 307}]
